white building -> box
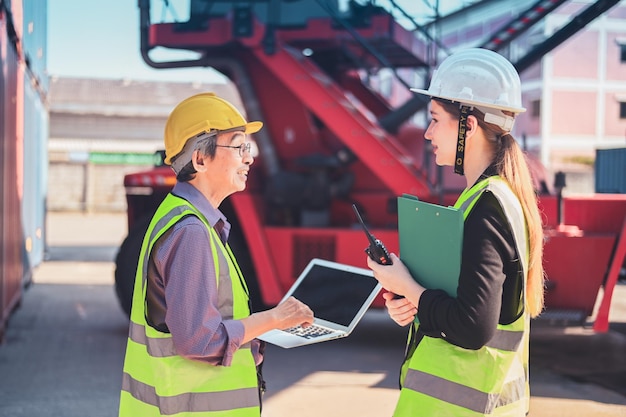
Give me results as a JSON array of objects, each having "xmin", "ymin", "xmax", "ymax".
[{"xmin": 47, "ymin": 77, "xmax": 240, "ymax": 211}]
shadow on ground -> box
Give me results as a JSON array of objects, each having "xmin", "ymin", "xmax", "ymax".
[{"xmin": 530, "ymin": 321, "xmax": 626, "ymax": 398}]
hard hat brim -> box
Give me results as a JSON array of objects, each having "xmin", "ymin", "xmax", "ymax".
[
  {"xmin": 410, "ymin": 88, "xmax": 526, "ymax": 114},
  {"xmin": 244, "ymin": 121, "xmax": 263, "ymax": 134}
]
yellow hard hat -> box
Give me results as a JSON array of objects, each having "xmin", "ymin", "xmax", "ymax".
[{"xmin": 164, "ymin": 92, "xmax": 263, "ymax": 165}]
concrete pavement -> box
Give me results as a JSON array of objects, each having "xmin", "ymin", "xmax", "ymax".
[{"xmin": 0, "ymin": 211, "xmax": 625, "ymax": 417}]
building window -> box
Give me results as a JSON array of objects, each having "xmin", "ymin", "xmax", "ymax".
[
  {"xmin": 620, "ymin": 102, "xmax": 626, "ymax": 119},
  {"xmin": 616, "ymin": 39, "xmax": 626, "ymax": 63},
  {"xmin": 531, "ymin": 99, "xmax": 541, "ymax": 118}
]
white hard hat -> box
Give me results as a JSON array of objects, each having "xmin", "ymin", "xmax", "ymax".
[{"xmin": 411, "ymin": 48, "xmax": 526, "ymax": 132}]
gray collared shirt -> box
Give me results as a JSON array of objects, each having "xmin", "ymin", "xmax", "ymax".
[{"xmin": 151, "ymin": 181, "xmax": 262, "ymax": 366}]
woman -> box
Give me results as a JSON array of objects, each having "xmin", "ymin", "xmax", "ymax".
[{"xmin": 367, "ymin": 48, "xmax": 545, "ymax": 416}]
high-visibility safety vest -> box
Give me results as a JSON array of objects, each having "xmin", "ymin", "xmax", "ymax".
[
  {"xmin": 394, "ymin": 176, "xmax": 531, "ymax": 417},
  {"xmin": 119, "ymin": 194, "xmax": 260, "ymax": 417}
]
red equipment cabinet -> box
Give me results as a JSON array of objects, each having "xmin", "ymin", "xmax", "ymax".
[{"xmin": 115, "ymin": 1, "xmax": 626, "ymax": 332}]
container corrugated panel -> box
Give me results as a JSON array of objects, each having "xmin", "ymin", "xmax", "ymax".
[
  {"xmin": 595, "ymin": 148, "xmax": 626, "ymax": 194},
  {"xmin": 22, "ymin": 0, "xmax": 48, "ymax": 92},
  {"xmin": 22, "ymin": 74, "xmax": 48, "ymax": 279},
  {"xmin": 0, "ymin": 10, "xmax": 25, "ymax": 341}
]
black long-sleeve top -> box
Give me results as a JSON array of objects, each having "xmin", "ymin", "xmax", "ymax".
[{"xmin": 416, "ymin": 172, "xmax": 525, "ymax": 350}]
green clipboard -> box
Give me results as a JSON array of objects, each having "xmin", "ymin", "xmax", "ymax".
[{"xmin": 397, "ymin": 194, "xmax": 463, "ymax": 296}]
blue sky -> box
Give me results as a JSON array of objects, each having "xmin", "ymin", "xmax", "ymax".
[
  {"xmin": 47, "ymin": 0, "xmax": 469, "ymax": 83},
  {"xmin": 47, "ymin": 0, "xmax": 228, "ymax": 82}
]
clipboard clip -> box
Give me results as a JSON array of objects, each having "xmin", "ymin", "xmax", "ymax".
[{"xmin": 352, "ymin": 204, "xmax": 392, "ymax": 266}]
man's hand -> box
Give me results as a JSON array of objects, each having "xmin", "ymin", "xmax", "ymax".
[{"xmin": 272, "ymin": 296, "xmax": 314, "ymax": 330}]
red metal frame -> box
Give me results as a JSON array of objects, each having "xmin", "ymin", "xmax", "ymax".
[
  {"xmin": 247, "ymin": 45, "xmax": 430, "ymax": 197},
  {"xmin": 127, "ymin": 1, "xmax": 626, "ymax": 324},
  {"xmin": 593, "ymin": 218, "xmax": 626, "ymax": 332},
  {"xmin": 230, "ymin": 193, "xmax": 284, "ymax": 304}
]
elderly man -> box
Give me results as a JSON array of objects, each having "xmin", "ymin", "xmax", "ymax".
[{"xmin": 119, "ymin": 93, "xmax": 313, "ymax": 417}]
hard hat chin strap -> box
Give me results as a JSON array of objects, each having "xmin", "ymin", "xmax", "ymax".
[{"xmin": 455, "ymin": 105, "xmax": 471, "ymax": 176}]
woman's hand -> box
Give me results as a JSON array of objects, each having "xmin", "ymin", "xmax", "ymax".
[
  {"xmin": 382, "ymin": 292, "xmax": 417, "ymax": 327},
  {"xmin": 366, "ymin": 253, "xmax": 425, "ymax": 307}
]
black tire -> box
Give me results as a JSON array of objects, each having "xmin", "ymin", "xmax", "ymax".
[{"xmin": 114, "ymin": 216, "xmax": 152, "ymax": 318}]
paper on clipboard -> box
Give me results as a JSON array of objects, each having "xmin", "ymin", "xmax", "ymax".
[{"xmin": 397, "ymin": 194, "xmax": 464, "ymax": 296}]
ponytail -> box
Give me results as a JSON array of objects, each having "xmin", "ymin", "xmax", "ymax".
[{"xmin": 496, "ymin": 134, "xmax": 545, "ymax": 317}]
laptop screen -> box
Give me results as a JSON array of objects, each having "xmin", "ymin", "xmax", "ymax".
[{"xmin": 289, "ymin": 262, "xmax": 379, "ymax": 327}]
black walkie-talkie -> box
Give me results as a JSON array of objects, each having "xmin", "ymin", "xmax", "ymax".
[{"xmin": 352, "ymin": 204, "xmax": 392, "ymax": 265}]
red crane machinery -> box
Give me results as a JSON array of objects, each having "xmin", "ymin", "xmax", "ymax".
[{"xmin": 115, "ymin": 0, "xmax": 626, "ymax": 333}]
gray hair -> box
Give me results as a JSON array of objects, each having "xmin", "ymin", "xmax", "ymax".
[{"xmin": 170, "ymin": 131, "xmax": 217, "ymax": 175}]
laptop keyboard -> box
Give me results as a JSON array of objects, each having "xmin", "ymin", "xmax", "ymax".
[{"xmin": 284, "ymin": 324, "xmax": 336, "ymax": 339}]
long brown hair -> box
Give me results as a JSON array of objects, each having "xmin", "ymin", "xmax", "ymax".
[{"xmin": 436, "ymin": 99, "xmax": 545, "ymax": 317}]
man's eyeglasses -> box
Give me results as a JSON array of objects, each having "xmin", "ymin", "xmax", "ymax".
[{"xmin": 215, "ymin": 142, "xmax": 252, "ymax": 157}]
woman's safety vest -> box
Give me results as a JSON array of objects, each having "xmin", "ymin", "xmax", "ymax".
[
  {"xmin": 119, "ymin": 194, "xmax": 260, "ymax": 417},
  {"xmin": 394, "ymin": 177, "xmax": 531, "ymax": 417}
]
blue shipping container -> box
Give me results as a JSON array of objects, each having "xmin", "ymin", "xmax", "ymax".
[{"xmin": 595, "ymin": 148, "xmax": 626, "ymax": 194}]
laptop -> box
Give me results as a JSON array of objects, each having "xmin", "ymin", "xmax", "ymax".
[{"xmin": 257, "ymin": 258, "xmax": 382, "ymax": 348}]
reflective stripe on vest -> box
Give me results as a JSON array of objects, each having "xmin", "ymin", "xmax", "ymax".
[
  {"xmin": 119, "ymin": 194, "xmax": 259, "ymax": 417},
  {"xmin": 394, "ymin": 177, "xmax": 530, "ymax": 417},
  {"xmin": 121, "ymin": 372, "xmax": 259, "ymax": 415},
  {"xmin": 402, "ymin": 370, "xmax": 526, "ymax": 414}
]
